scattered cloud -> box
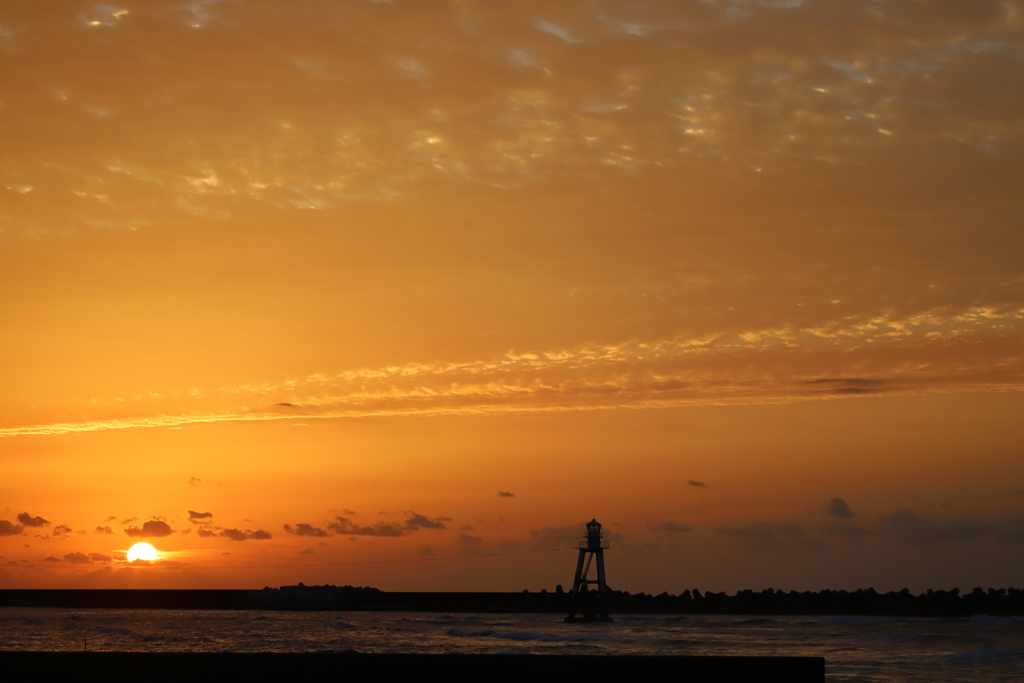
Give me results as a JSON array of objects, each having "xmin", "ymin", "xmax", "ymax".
[
  {"xmin": 718, "ymin": 522, "xmax": 824, "ymax": 553},
  {"xmin": 460, "ymin": 525, "xmax": 475, "ymax": 531},
  {"xmin": 528, "ymin": 524, "xmax": 627, "ymax": 549},
  {"xmin": 327, "ymin": 518, "xmax": 403, "ymax": 537},
  {"xmin": 498, "ymin": 491, "xmax": 516, "ymax": 497},
  {"xmin": 824, "ymin": 523, "xmax": 871, "ymax": 538},
  {"xmin": 43, "ymin": 555, "xmax": 61, "ymax": 562},
  {"xmin": 299, "ymin": 547, "xmax": 315, "ymax": 555},
  {"xmin": 188, "ymin": 510, "xmax": 213, "ymax": 523},
  {"xmin": 826, "ymin": 498, "xmax": 855, "ymax": 519},
  {"xmin": 687, "ymin": 480, "xmax": 708, "ymax": 488},
  {"xmin": 404, "ymin": 513, "xmax": 446, "ymax": 530},
  {"xmin": 419, "ymin": 545, "xmax": 436, "ymax": 556},
  {"xmin": 880, "ymin": 510, "xmax": 991, "ymax": 545},
  {"xmin": 124, "ymin": 520, "xmax": 174, "ymax": 538},
  {"xmin": 0, "ymin": 520, "xmax": 23, "ymax": 536},
  {"xmin": 459, "ymin": 532, "xmax": 483, "ymax": 545},
  {"xmin": 197, "ymin": 527, "xmax": 216, "ymax": 538},
  {"xmin": 283, "ymin": 523, "xmax": 330, "ymax": 537},
  {"xmin": 63, "ymin": 551, "xmax": 92, "ymax": 564},
  {"xmin": 89, "ymin": 552, "xmax": 112, "ymax": 562},
  {"xmin": 994, "ymin": 516, "xmax": 1024, "ymax": 544},
  {"xmin": 52, "ymin": 524, "xmax": 73, "ymax": 537},
  {"xmin": 646, "ymin": 520, "xmax": 694, "ymax": 533},
  {"xmin": 188, "ymin": 478, "xmax": 202, "ymax": 487},
  {"xmin": 17, "ymin": 512, "xmax": 50, "ymax": 527},
  {"xmin": 218, "ymin": 528, "xmax": 271, "ymax": 541}
]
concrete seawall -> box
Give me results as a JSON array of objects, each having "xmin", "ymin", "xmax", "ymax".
[{"xmin": 0, "ymin": 652, "xmax": 826, "ymax": 683}]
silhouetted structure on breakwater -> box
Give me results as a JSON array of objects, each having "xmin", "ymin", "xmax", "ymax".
[
  {"xmin": 2, "ymin": 585, "xmax": 1021, "ymax": 616},
  {"xmin": 565, "ymin": 518, "xmax": 612, "ymax": 622}
]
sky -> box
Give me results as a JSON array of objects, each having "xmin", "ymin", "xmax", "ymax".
[{"xmin": 1, "ymin": 0, "xmax": 1023, "ymax": 593}]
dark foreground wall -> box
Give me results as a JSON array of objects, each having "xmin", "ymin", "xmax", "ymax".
[{"xmin": 0, "ymin": 652, "xmax": 825, "ymax": 683}]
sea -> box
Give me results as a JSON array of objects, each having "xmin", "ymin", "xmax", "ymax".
[{"xmin": 1, "ymin": 608, "xmax": 1022, "ymax": 681}]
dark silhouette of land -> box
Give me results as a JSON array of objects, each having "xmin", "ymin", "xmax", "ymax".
[
  {"xmin": 0, "ymin": 652, "xmax": 825, "ymax": 683},
  {"xmin": 1, "ymin": 584, "xmax": 1021, "ymax": 616}
]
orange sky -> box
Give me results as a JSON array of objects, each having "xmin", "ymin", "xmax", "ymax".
[{"xmin": 1, "ymin": 0, "xmax": 1023, "ymax": 592}]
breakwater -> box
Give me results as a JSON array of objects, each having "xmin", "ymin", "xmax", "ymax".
[{"xmin": 1, "ymin": 585, "xmax": 1021, "ymax": 616}]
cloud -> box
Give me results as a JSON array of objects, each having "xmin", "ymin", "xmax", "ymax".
[
  {"xmin": 404, "ymin": 513, "xmax": 446, "ymax": 530},
  {"xmin": 687, "ymin": 480, "xmax": 708, "ymax": 488},
  {"xmin": 43, "ymin": 555, "xmax": 61, "ymax": 562},
  {"xmin": 62, "ymin": 551, "xmax": 92, "ymax": 564},
  {"xmin": 0, "ymin": 0, "xmax": 1023, "ymax": 443},
  {"xmin": 197, "ymin": 527, "xmax": 216, "ymax": 538},
  {"xmin": 498, "ymin": 491, "xmax": 515, "ymax": 497},
  {"xmin": 419, "ymin": 545, "xmax": 436, "ymax": 556},
  {"xmin": 299, "ymin": 547, "xmax": 315, "ymax": 555},
  {"xmin": 527, "ymin": 524, "xmax": 628, "ymax": 549},
  {"xmin": 824, "ymin": 523, "xmax": 871, "ymax": 538},
  {"xmin": 460, "ymin": 525, "xmax": 475, "ymax": 531},
  {"xmin": 52, "ymin": 524, "xmax": 73, "ymax": 537},
  {"xmin": 994, "ymin": 516, "xmax": 1024, "ymax": 544},
  {"xmin": 17, "ymin": 512, "xmax": 50, "ymax": 527},
  {"xmin": 188, "ymin": 477, "xmax": 202, "ymax": 486},
  {"xmin": 646, "ymin": 520, "xmax": 694, "ymax": 533},
  {"xmin": 89, "ymin": 552, "xmax": 112, "ymax": 562},
  {"xmin": 188, "ymin": 510, "xmax": 213, "ymax": 523},
  {"xmin": 0, "ymin": 520, "xmax": 23, "ymax": 536},
  {"xmin": 327, "ymin": 517, "xmax": 403, "ymax": 537},
  {"xmin": 218, "ymin": 528, "xmax": 248, "ymax": 541},
  {"xmin": 283, "ymin": 523, "xmax": 330, "ymax": 537},
  {"xmin": 718, "ymin": 522, "xmax": 824, "ymax": 553},
  {"xmin": 433, "ymin": 517, "xmax": 453, "ymax": 522},
  {"xmin": 120, "ymin": 517, "xmax": 138, "ymax": 525},
  {"xmin": 218, "ymin": 528, "xmax": 271, "ymax": 541},
  {"xmin": 124, "ymin": 520, "xmax": 174, "ymax": 538},
  {"xmin": 102, "ymin": 516, "xmax": 117, "ymax": 523},
  {"xmin": 826, "ymin": 498, "xmax": 855, "ymax": 519},
  {"xmin": 459, "ymin": 532, "xmax": 483, "ymax": 544},
  {"xmin": 880, "ymin": 510, "xmax": 991, "ymax": 545}
]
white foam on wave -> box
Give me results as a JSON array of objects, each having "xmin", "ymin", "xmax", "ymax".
[{"xmin": 948, "ymin": 647, "xmax": 1024, "ymax": 663}]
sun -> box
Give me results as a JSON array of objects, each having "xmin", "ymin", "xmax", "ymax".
[{"xmin": 127, "ymin": 542, "xmax": 159, "ymax": 562}]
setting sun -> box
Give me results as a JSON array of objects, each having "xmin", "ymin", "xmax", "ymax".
[{"xmin": 127, "ymin": 543, "xmax": 159, "ymax": 563}]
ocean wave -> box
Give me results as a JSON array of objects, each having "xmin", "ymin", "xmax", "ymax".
[
  {"xmin": 326, "ymin": 618, "xmax": 357, "ymax": 630},
  {"xmin": 94, "ymin": 626, "xmax": 135, "ymax": 636},
  {"xmin": 820, "ymin": 616, "xmax": 899, "ymax": 626},
  {"xmin": 948, "ymin": 647, "xmax": 1024, "ymax": 663},
  {"xmin": 731, "ymin": 618, "xmax": 784, "ymax": 627},
  {"xmin": 969, "ymin": 615, "xmax": 1024, "ymax": 625},
  {"xmin": 446, "ymin": 628, "xmax": 620, "ymax": 643}
]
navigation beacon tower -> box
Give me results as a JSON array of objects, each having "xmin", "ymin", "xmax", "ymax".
[{"xmin": 565, "ymin": 518, "xmax": 612, "ymax": 622}]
